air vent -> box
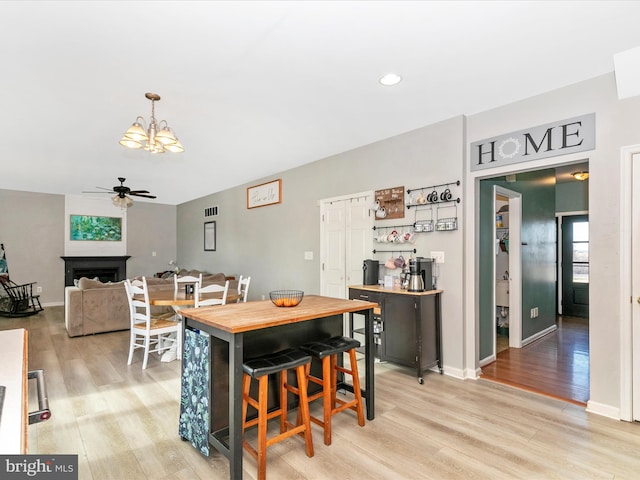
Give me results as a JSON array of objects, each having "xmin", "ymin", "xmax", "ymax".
[{"xmin": 205, "ymin": 206, "xmax": 219, "ymax": 217}]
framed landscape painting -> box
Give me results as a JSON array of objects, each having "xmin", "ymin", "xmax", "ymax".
[{"xmin": 70, "ymin": 215, "xmax": 122, "ymax": 241}]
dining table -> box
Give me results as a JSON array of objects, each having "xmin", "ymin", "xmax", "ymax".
[
  {"xmin": 146, "ymin": 288, "xmax": 241, "ymax": 362},
  {"xmin": 177, "ymin": 294, "xmax": 378, "ymax": 480}
]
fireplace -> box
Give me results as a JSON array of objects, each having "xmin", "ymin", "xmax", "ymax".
[{"xmin": 61, "ymin": 256, "xmax": 130, "ymax": 286}]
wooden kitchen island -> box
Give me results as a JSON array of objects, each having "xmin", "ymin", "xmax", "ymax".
[{"xmin": 178, "ymin": 295, "xmax": 378, "ymax": 480}]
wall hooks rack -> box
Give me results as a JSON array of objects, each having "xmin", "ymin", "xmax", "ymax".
[
  {"xmin": 407, "ymin": 180, "xmax": 460, "ymax": 194},
  {"xmin": 373, "ymin": 248, "xmax": 417, "ymax": 254},
  {"xmin": 372, "ymin": 224, "xmax": 414, "ymax": 230},
  {"xmin": 406, "ymin": 198, "xmax": 460, "ymax": 209}
]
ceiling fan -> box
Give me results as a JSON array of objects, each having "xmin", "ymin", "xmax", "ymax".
[{"xmin": 83, "ymin": 177, "xmax": 156, "ymax": 208}]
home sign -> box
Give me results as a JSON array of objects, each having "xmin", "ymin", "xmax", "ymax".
[{"xmin": 470, "ymin": 113, "xmax": 595, "ymax": 171}]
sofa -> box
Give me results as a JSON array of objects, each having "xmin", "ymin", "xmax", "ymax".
[{"xmin": 64, "ymin": 270, "xmax": 236, "ymax": 337}]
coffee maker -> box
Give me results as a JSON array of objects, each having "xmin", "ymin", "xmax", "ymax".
[
  {"xmin": 415, "ymin": 257, "xmax": 434, "ymax": 291},
  {"xmin": 407, "ymin": 259, "xmax": 424, "ymax": 292},
  {"xmin": 362, "ymin": 259, "xmax": 379, "ymax": 285}
]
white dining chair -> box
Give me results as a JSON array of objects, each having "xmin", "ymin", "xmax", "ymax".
[
  {"xmin": 125, "ymin": 277, "xmax": 180, "ymax": 370},
  {"xmin": 195, "ymin": 280, "xmax": 229, "ymax": 308},
  {"xmin": 237, "ymin": 275, "xmax": 251, "ymax": 302},
  {"xmin": 174, "ymin": 273, "xmax": 203, "ymax": 294}
]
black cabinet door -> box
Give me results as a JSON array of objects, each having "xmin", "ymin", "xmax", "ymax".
[{"xmin": 382, "ymin": 294, "xmax": 416, "ymax": 367}]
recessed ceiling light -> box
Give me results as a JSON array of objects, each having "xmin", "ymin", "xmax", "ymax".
[{"xmin": 379, "ymin": 73, "xmax": 402, "ymax": 86}]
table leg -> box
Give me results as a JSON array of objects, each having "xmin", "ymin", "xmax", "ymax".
[
  {"xmin": 228, "ymin": 332, "xmax": 244, "ymax": 480},
  {"xmin": 364, "ymin": 308, "xmax": 375, "ymax": 420}
]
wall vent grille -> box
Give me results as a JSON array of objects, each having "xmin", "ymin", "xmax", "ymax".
[{"xmin": 205, "ymin": 206, "xmax": 219, "ymax": 217}]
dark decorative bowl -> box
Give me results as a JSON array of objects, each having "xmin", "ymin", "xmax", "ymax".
[{"xmin": 269, "ymin": 290, "xmax": 304, "ymax": 307}]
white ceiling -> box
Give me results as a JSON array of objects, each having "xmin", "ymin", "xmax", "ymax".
[{"xmin": 1, "ymin": 1, "xmax": 637, "ymax": 205}]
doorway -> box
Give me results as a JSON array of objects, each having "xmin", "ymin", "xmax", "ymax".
[
  {"xmin": 479, "ymin": 163, "xmax": 590, "ymax": 404},
  {"xmin": 319, "ymin": 192, "xmax": 373, "ymax": 299},
  {"xmin": 493, "ymin": 186, "xmax": 522, "ymax": 355},
  {"xmin": 560, "ymin": 214, "xmax": 589, "ymax": 318}
]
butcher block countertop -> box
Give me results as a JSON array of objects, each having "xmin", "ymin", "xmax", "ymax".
[
  {"xmin": 0, "ymin": 328, "xmax": 28, "ymax": 454},
  {"xmin": 349, "ymin": 285, "xmax": 444, "ymax": 296},
  {"xmin": 179, "ymin": 294, "xmax": 378, "ymax": 333}
]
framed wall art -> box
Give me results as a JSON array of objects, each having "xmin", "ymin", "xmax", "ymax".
[
  {"xmin": 70, "ymin": 215, "xmax": 122, "ymax": 241},
  {"xmin": 247, "ymin": 179, "xmax": 282, "ymax": 209},
  {"xmin": 204, "ymin": 221, "xmax": 216, "ymax": 251}
]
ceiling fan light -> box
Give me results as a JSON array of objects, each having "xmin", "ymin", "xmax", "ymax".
[
  {"xmin": 119, "ymin": 136, "xmax": 143, "ymax": 149},
  {"xmin": 124, "ymin": 121, "xmax": 148, "ymax": 142},
  {"xmin": 112, "ymin": 194, "xmax": 134, "ymax": 208}
]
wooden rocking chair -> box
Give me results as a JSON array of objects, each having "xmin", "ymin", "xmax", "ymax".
[{"xmin": 0, "ymin": 278, "xmax": 43, "ymax": 317}]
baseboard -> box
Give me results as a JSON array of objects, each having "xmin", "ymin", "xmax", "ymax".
[
  {"xmin": 479, "ymin": 354, "xmax": 496, "ymax": 367},
  {"xmin": 441, "ymin": 365, "xmax": 466, "ymax": 379},
  {"xmin": 522, "ymin": 324, "xmax": 557, "ymax": 347},
  {"xmin": 42, "ymin": 301, "xmax": 64, "ymax": 307},
  {"xmin": 586, "ymin": 400, "xmax": 620, "ymax": 420}
]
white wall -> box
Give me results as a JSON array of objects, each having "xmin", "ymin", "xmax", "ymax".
[{"xmin": 465, "ymin": 72, "xmax": 640, "ymax": 416}]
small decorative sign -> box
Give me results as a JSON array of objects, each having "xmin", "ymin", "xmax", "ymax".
[
  {"xmin": 247, "ymin": 179, "xmax": 282, "ymax": 209},
  {"xmin": 374, "ymin": 186, "xmax": 405, "ymax": 220}
]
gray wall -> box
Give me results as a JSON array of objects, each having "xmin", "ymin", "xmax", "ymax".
[
  {"xmin": 467, "ymin": 72, "xmax": 640, "ymax": 413},
  {"xmin": 0, "ymin": 189, "xmax": 64, "ymax": 304},
  {"xmin": 177, "ymin": 115, "xmax": 467, "ymax": 374},
  {"xmin": 0, "ymin": 188, "xmax": 177, "ymax": 304}
]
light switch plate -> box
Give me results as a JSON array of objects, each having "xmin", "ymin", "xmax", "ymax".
[
  {"xmin": 431, "ymin": 251, "xmax": 445, "ymax": 264},
  {"xmin": 304, "ymin": 251, "xmax": 313, "ymax": 260}
]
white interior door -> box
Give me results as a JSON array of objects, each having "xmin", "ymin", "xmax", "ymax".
[
  {"xmin": 632, "ymin": 152, "xmax": 640, "ymax": 420},
  {"xmin": 320, "ymin": 192, "xmax": 373, "ymax": 299}
]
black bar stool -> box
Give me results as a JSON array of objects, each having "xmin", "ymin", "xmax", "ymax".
[
  {"xmin": 242, "ymin": 348, "xmax": 314, "ymax": 480},
  {"xmin": 299, "ymin": 336, "xmax": 365, "ymax": 445}
]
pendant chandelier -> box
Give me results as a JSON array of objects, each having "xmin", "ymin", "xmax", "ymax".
[{"xmin": 119, "ymin": 92, "xmax": 184, "ymax": 154}]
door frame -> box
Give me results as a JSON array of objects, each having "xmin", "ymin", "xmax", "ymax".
[
  {"xmin": 556, "ymin": 211, "xmax": 589, "ymax": 315},
  {"xmin": 493, "ymin": 186, "xmax": 523, "ymax": 351},
  {"xmin": 619, "ymin": 144, "xmax": 640, "ymax": 422}
]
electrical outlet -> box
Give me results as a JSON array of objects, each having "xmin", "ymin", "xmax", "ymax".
[
  {"xmin": 36, "ymin": 286, "xmax": 42, "ymax": 293},
  {"xmin": 431, "ymin": 251, "xmax": 445, "ymax": 264},
  {"xmin": 152, "ymin": 251, "xmax": 157, "ymax": 257},
  {"xmin": 530, "ymin": 308, "xmax": 535, "ymax": 318},
  {"xmin": 535, "ymin": 307, "xmax": 539, "ymax": 318}
]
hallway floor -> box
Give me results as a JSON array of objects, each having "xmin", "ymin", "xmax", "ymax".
[{"xmin": 480, "ymin": 316, "xmax": 589, "ymax": 405}]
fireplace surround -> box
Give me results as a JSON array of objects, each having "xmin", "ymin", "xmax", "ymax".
[{"xmin": 61, "ymin": 256, "xmax": 130, "ymax": 287}]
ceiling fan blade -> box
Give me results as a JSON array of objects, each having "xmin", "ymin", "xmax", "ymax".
[
  {"xmin": 129, "ymin": 193, "xmax": 157, "ymax": 199},
  {"xmin": 82, "ymin": 191, "xmax": 112, "ymax": 194},
  {"xmin": 94, "ymin": 186, "xmax": 113, "ymax": 191},
  {"xmin": 128, "ymin": 190, "xmax": 150, "ymax": 194}
]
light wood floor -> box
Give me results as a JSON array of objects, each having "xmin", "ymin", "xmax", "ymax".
[
  {"xmin": 5, "ymin": 307, "xmax": 640, "ymax": 479},
  {"xmin": 481, "ymin": 316, "xmax": 589, "ymax": 406}
]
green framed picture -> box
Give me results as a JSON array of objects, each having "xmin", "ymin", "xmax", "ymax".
[{"xmin": 70, "ymin": 215, "xmax": 122, "ymax": 241}]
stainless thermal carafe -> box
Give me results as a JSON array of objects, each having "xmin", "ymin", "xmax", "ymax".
[{"xmin": 407, "ymin": 259, "xmax": 425, "ymax": 292}]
